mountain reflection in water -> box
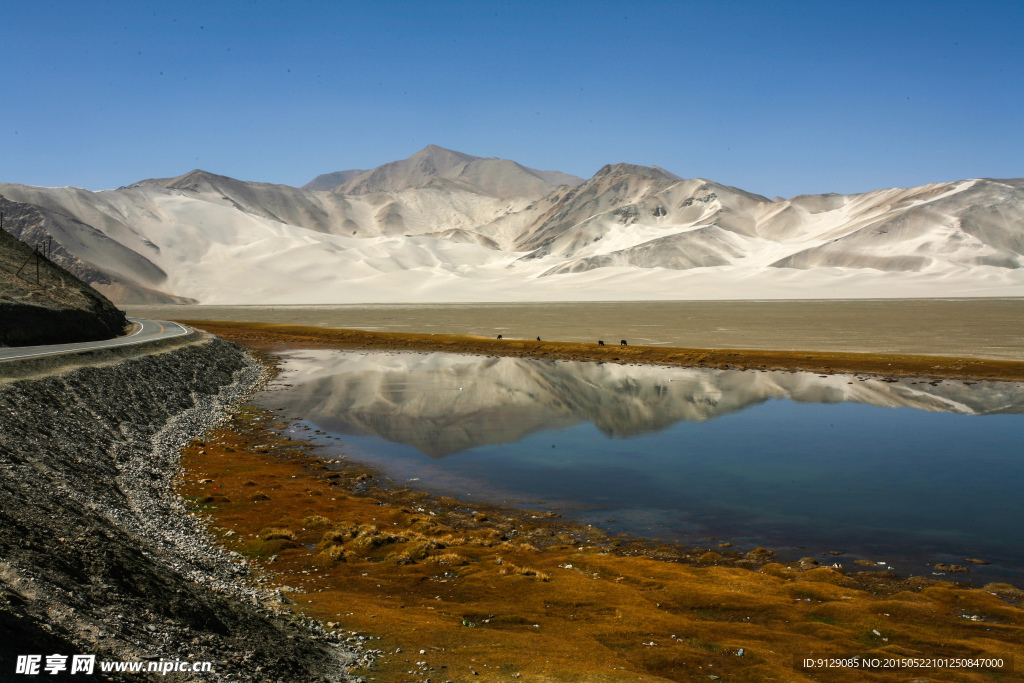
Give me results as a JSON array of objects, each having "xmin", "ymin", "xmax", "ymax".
[
  {"xmin": 260, "ymin": 349, "xmax": 1024, "ymax": 577},
  {"xmin": 267, "ymin": 350, "xmax": 1024, "ymax": 458}
]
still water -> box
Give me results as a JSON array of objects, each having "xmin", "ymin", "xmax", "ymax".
[{"xmin": 257, "ymin": 349, "xmax": 1024, "ymax": 580}]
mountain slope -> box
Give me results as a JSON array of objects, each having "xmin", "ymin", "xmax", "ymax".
[
  {"xmin": 0, "ymin": 148, "xmax": 1021, "ymax": 304},
  {"xmin": 770, "ymin": 179, "xmax": 1024, "ymax": 271},
  {"xmin": 0, "ymin": 186, "xmax": 191, "ymax": 303},
  {"xmin": 519, "ymin": 173, "xmax": 1024, "ymax": 277},
  {"xmin": 302, "ymin": 168, "xmax": 367, "ymax": 191},
  {"xmin": 0, "ymin": 195, "xmax": 128, "ymax": 345},
  {"xmin": 124, "ymin": 168, "xmax": 527, "ymax": 240}
]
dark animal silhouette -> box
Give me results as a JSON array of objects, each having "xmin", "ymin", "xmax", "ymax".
[
  {"xmin": 497, "ymin": 334, "xmax": 502, "ymax": 339},
  {"xmin": 536, "ymin": 337, "xmax": 541, "ymax": 341},
  {"xmin": 620, "ymin": 340, "xmax": 628, "ymax": 346},
  {"xmin": 598, "ymin": 340, "xmax": 605, "ymax": 346}
]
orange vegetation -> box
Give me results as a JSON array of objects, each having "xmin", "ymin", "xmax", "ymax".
[{"xmin": 178, "ymin": 404, "xmax": 1024, "ymax": 682}]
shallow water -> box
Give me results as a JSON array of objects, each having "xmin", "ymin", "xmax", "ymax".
[
  {"xmin": 257, "ymin": 349, "xmax": 1024, "ymax": 581},
  {"xmin": 127, "ymin": 299, "xmax": 1024, "ymax": 359}
]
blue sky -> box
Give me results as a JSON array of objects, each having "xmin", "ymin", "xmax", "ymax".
[{"xmin": 2, "ymin": 0, "xmax": 1021, "ymax": 197}]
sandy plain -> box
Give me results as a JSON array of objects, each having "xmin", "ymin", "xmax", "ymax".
[{"xmin": 129, "ymin": 298, "xmax": 1024, "ymax": 360}]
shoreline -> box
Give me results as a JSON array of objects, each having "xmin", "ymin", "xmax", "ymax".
[
  {"xmin": 180, "ymin": 395, "xmax": 1024, "ymax": 682},
  {"xmin": 179, "ymin": 319, "xmax": 1024, "ymax": 382},
  {"xmin": 173, "ymin": 330, "xmax": 1024, "ymax": 681}
]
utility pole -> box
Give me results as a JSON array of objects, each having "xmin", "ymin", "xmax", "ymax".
[
  {"xmin": 13, "ymin": 233, "xmax": 54, "ymax": 287},
  {"xmin": 15, "ymin": 246, "xmax": 34, "ymax": 280}
]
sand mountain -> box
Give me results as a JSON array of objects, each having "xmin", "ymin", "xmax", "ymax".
[
  {"xmin": 0, "ymin": 148, "xmax": 1021, "ymax": 304},
  {"xmin": 514, "ymin": 172, "xmax": 1024, "ymax": 277},
  {"xmin": 269, "ymin": 350, "xmax": 1024, "ymax": 457},
  {"xmin": 0, "ymin": 185, "xmax": 190, "ymax": 304},
  {"xmin": 128, "ymin": 161, "xmax": 537, "ymax": 241}
]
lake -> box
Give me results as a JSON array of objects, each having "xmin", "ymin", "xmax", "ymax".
[{"xmin": 255, "ymin": 348, "xmax": 1024, "ymax": 582}]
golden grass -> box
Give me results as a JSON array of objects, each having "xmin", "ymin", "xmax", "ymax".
[
  {"xmin": 302, "ymin": 514, "xmax": 330, "ymax": 527},
  {"xmin": 312, "ymin": 545, "xmax": 351, "ymax": 567},
  {"xmin": 498, "ymin": 564, "xmax": 550, "ymax": 580},
  {"xmin": 350, "ymin": 529, "xmax": 407, "ymax": 551},
  {"xmin": 259, "ymin": 527, "xmax": 296, "ymax": 541},
  {"xmin": 177, "ymin": 394, "xmax": 1024, "ymax": 682},
  {"xmin": 319, "ymin": 523, "xmax": 359, "ymax": 546},
  {"xmin": 423, "ymin": 552, "xmax": 469, "ymax": 566}
]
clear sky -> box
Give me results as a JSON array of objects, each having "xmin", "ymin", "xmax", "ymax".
[{"xmin": 2, "ymin": 0, "xmax": 1022, "ymax": 198}]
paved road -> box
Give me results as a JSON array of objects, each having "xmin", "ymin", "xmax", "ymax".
[{"xmin": 0, "ymin": 318, "xmax": 190, "ymax": 363}]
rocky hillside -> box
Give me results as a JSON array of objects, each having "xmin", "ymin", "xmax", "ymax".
[
  {"xmin": 0, "ymin": 334, "xmax": 367, "ymax": 681},
  {"xmin": 0, "ymin": 195, "xmax": 128, "ymax": 346}
]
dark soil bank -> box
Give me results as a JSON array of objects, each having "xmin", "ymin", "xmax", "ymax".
[
  {"xmin": 0, "ymin": 302, "xmax": 126, "ymax": 347},
  {"xmin": 0, "ymin": 335, "xmax": 370, "ymax": 681}
]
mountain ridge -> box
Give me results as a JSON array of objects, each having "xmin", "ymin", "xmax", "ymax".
[
  {"xmin": 310, "ymin": 145, "xmax": 584, "ymax": 199},
  {"xmin": 0, "ymin": 147, "xmax": 1020, "ymax": 304}
]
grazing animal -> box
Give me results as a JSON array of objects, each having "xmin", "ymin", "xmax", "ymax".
[
  {"xmin": 497, "ymin": 334, "xmax": 502, "ymax": 339},
  {"xmin": 598, "ymin": 340, "xmax": 605, "ymax": 346},
  {"xmin": 620, "ymin": 340, "xmax": 628, "ymax": 346}
]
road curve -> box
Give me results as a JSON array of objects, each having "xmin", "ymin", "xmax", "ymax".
[{"xmin": 0, "ymin": 318, "xmax": 190, "ymax": 363}]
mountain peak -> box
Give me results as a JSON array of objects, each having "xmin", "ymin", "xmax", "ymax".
[
  {"xmin": 314, "ymin": 147, "xmax": 582, "ymax": 199},
  {"xmin": 177, "ymin": 169, "xmax": 224, "ymax": 182},
  {"xmin": 411, "ymin": 144, "xmax": 479, "ymax": 163},
  {"xmin": 593, "ymin": 163, "xmax": 680, "ymax": 182},
  {"xmin": 406, "ymin": 145, "xmax": 479, "ymax": 175},
  {"xmin": 129, "ymin": 168, "xmax": 232, "ymax": 190}
]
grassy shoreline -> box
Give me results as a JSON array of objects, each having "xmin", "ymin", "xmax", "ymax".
[
  {"xmin": 177, "ymin": 320, "xmax": 1024, "ymax": 382},
  {"xmin": 173, "ymin": 326, "xmax": 1024, "ymax": 682},
  {"xmin": 179, "ymin": 402, "xmax": 1024, "ymax": 683}
]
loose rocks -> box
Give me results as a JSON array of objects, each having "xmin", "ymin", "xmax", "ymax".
[{"xmin": 0, "ymin": 335, "xmax": 366, "ymax": 681}]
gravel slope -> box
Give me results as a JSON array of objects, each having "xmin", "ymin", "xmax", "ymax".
[{"xmin": 0, "ymin": 334, "xmax": 372, "ymax": 681}]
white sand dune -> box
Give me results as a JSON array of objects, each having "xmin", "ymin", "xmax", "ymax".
[{"xmin": 0, "ymin": 146, "xmax": 1021, "ymax": 304}]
